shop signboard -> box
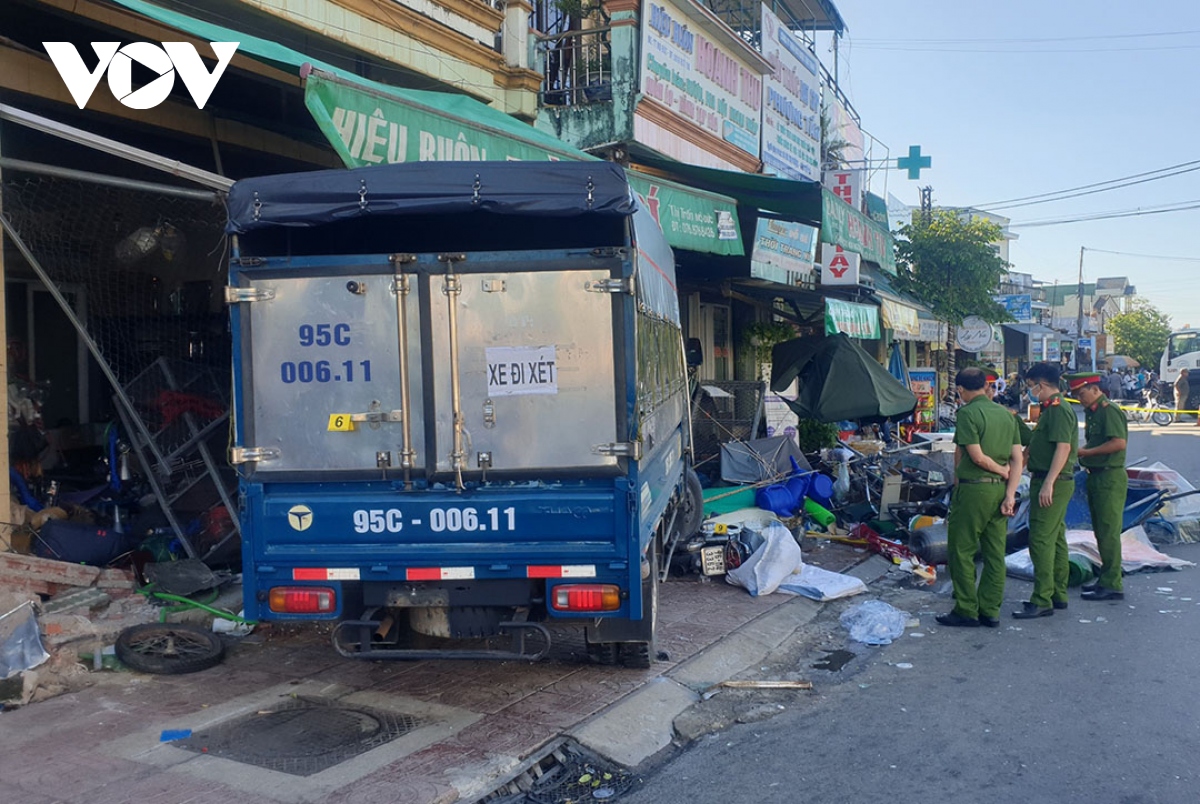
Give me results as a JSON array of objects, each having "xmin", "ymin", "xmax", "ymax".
[
  {"xmin": 909, "ymin": 367, "xmax": 938, "ymax": 429},
  {"xmin": 629, "ymin": 174, "xmax": 743, "ymax": 255},
  {"xmin": 750, "ymin": 217, "xmax": 817, "ymax": 284},
  {"xmin": 920, "ymin": 319, "xmax": 948, "ymax": 346},
  {"xmin": 820, "ymin": 245, "xmax": 859, "ymax": 285},
  {"xmin": 823, "ymin": 169, "xmax": 862, "ymax": 209},
  {"xmin": 956, "ymin": 315, "xmax": 993, "ymax": 352},
  {"xmin": 641, "ymin": 0, "xmax": 763, "ymax": 160},
  {"xmin": 881, "ymin": 299, "xmax": 921, "ymax": 340},
  {"xmin": 304, "ymin": 70, "xmax": 583, "ymax": 165},
  {"xmin": 820, "ymin": 188, "xmax": 896, "ymax": 274},
  {"xmin": 825, "ymin": 298, "xmax": 879, "ymax": 339},
  {"xmin": 759, "ymin": 4, "xmax": 821, "ymax": 181},
  {"xmin": 994, "ymin": 293, "xmax": 1033, "ymax": 322}
]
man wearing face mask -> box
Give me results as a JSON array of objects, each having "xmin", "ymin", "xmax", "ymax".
[
  {"xmin": 1069, "ymin": 373, "xmax": 1128, "ymax": 601},
  {"xmin": 1014, "ymin": 362, "xmax": 1078, "ymax": 619}
]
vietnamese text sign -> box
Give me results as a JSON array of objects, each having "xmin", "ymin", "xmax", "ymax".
[
  {"xmin": 305, "ymin": 70, "xmax": 581, "ymax": 165},
  {"xmin": 821, "ymin": 245, "xmax": 860, "ymax": 285},
  {"xmin": 759, "ymin": 4, "xmax": 821, "ymax": 181},
  {"xmin": 994, "ymin": 293, "xmax": 1033, "ymax": 322},
  {"xmin": 881, "ymin": 299, "xmax": 921, "ymax": 340},
  {"xmin": 486, "ymin": 346, "xmax": 559, "ymax": 396},
  {"xmin": 825, "ymin": 298, "xmax": 879, "ymax": 339},
  {"xmin": 750, "ymin": 217, "xmax": 817, "ymax": 284},
  {"xmin": 823, "ymin": 169, "xmax": 862, "ymax": 209},
  {"xmin": 820, "ymin": 188, "xmax": 896, "ymax": 274},
  {"xmin": 956, "ymin": 315, "xmax": 993, "ymax": 352},
  {"xmin": 641, "ymin": 0, "xmax": 763, "ymax": 159},
  {"xmin": 629, "ymin": 174, "xmax": 743, "ymax": 255}
]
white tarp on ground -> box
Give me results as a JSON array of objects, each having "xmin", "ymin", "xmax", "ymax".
[
  {"xmin": 778, "ymin": 564, "xmax": 868, "ymax": 601},
  {"xmin": 1005, "ymin": 526, "xmax": 1196, "ymax": 579}
]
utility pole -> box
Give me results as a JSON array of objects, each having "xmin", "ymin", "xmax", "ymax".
[{"xmin": 1075, "ymin": 247, "xmax": 1086, "ymax": 371}]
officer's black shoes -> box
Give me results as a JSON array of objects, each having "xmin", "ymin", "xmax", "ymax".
[
  {"xmin": 1012, "ymin": 602, "xmax": 1054, "ymax": 619},
  {"xmin": 1053, "ymin": 600, "xmax": 1069, "ymax": 610},
  {"xmin": 936, "ymin": 611, "xmax": 980, "ymax": 627},
  {"xmin": 978, "ymin": 615, "xmax": 1001, "ymax": 628},
  {"xmin": 1081, "ymin": 587, "xmax": 1124, "ymax": 601},
  {"xmin": 1081, "ymin": 581, "xmax": 1099, "ymax": 593}
]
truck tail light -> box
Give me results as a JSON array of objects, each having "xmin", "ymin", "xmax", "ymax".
[
  {"xmin": 551, "ymin": 584, "xmax": 621, "ymax": 612},
  {"xmin": 269, "ymin": 586, "xmax": 336, "ymax": 613}
]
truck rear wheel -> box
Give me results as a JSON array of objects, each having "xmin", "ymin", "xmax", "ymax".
[{"xmin": 620, "ymin": 538, "xmax": 658, "ymax": 669}]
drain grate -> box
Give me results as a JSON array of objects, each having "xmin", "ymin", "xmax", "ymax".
[
  {"xmin": 176, "ymin": 696, "xmax": 423, "ymax": 776},
  {"xmin": 477, "ymin": 740, "xmax": 635, "ymax": 804}
]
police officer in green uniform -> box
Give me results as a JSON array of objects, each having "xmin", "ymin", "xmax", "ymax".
[
  {"xmin": 1069, "ymin": 373, "xmax": 1128, "ymax": 601},
  {"xmin": 938, "ymin": 368, "xmax": 1023, "ymax": 628},
  {"xmin": 1015, "ymin": 362, "xmax": 1078, "ymax": 619}
]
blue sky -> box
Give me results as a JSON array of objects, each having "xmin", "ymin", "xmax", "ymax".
[{"xmin": 824, "ymin": 0, "xmax": 1200, "ymax": 328}]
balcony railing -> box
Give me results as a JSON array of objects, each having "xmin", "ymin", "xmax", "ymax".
[{"xmin": 538, "ymin": 27, "xmax": 613, "ymax": 107}]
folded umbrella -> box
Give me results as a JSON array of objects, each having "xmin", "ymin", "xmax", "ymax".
[{"xmin": 770, "ymin": 333, "xmax": 918, "ymax": 423}]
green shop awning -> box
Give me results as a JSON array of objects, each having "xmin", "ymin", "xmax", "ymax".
[
  {"xmin": 825, "ymin": 298, "xmax": 880, "ymax": 339},
  {"xmin": 631, "ymin": 154, "xmax": 824, "ymax": 226},
  {"xmin": 627, "ymin": 171, "xmax": 743, "ymax": 256},
  {"xmin": 821, "ymin": 188, "xmax": 897, "ymax": 275},
  {"xmin": 110, "ymin": 0, "xmax": 589, "ymax": 164}
]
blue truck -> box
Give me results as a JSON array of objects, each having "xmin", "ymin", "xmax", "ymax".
[{"xmin": 225, "ymin": 161, "xmax": 700, "ymax": 666}]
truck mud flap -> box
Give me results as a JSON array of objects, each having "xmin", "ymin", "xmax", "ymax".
[{"xmin": 330, "ymin": 618, "xmax": 551, "ymax": 662}]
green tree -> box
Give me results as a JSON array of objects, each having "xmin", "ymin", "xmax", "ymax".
[
  {"xmin": 1106, "ymin": 299, "xmax": 1172, "ymax": 369},
  {"xmin": 893, "ymin": 211, "xmax": 1011, "ymax": 326}
]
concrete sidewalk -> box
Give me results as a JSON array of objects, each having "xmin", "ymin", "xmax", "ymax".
[{"xmin": 0, "ymin": 543, "xmax": 865, "ymax": 804}]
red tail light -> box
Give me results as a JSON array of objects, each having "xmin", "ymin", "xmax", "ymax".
[
  {"xmin": 551, "ymin": 584, "xmax": 621, "ymax": 612},
  {"xmin": 269, "ymin": 586, "xmax": 336, "ymax": 613}
]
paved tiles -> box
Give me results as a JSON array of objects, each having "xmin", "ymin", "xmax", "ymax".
[{"xmin": 0, "ymin": 548, "xmax": 860, "ymax": 803}]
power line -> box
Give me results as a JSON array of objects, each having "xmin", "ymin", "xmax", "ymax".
[
  {"xmin": 971, "ymin": 159, "xmax": 1200, "ymax": 209},
  {"xmin": 1082, "ymin": 249, "xmax": 1200, "ymax": 263},
  {"xmin": 1010, "ymin": 201, "xmax": 1200, "ymax": 228},
  {"xmin": 852, "ymin": 30, "xmax": 1200, "ymax": 44},
  {"xmin": 850, "ymin": 43, "xmax": 1200, "ymax": 54}
]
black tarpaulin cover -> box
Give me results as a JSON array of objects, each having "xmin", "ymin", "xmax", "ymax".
[
  {"xmin": 226, "ymin": 161, "xmax": 636, "ymax": 233},
  {"xmin": 770, "ymin": 334, "xmax": 918, "ymax": 423}
]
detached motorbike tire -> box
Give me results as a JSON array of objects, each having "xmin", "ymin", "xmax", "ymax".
[{"xmin": 115, "ymin": 623, "xmax": 225, "ymax": 675}]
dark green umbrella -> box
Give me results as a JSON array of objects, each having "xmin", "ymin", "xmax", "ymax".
[{"xmin": 770, "ymin": 333, "xmax": 918, "ymax": 423}]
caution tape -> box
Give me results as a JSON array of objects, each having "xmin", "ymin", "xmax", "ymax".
[{"xmin": 1060, "ymin": 396, "xmax": 1199, "ymax": 415}]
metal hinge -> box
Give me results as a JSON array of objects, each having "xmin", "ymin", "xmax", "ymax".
[
  {"xmin": 389, "ymin": 253, "xmax": 417, "ymax": 265},
  {"xmin": 348, "ymin": 410, "xmax": 404, "ymax": 424},
  {"xmin": 230, "ymin": 446, "xmax": 280, "ymax": 464},
  {"xmin": 234, "ymin": 257, "xmax": 265, "ymax": 267},
  {"xmin": 585, "ymin": 277, "xmax": 634, "ymax": 295},
  {"xmin": 224, "ymin": 286, "xmax": 275, "ymax": 304},
  {"xmin": 591, "ymin": 247, "xmax": 627, "ymax": 259},
  {"xmin": 593, "ymin": 442, "xmax": 642, "ymax": 460}
]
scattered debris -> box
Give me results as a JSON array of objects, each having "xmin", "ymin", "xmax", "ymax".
[{"xmin": 840, "ymin": 599, "xmax": 911, "ymax": 645}]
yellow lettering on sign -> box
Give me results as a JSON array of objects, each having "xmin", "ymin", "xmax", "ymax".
[{"xmin": 327, "ymin": 414, "xmax": 356, "ymax": 432}]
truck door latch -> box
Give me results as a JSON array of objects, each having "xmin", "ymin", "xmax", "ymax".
[
  {"xmin": 224, "ymin": 287, "xmax": 275, "ymax": 304},
  {"xmin": 585, "ymin": 277, "xmax": 633, "ymax": 295},
  {"xmin": 593, "ymin": 442, "xmax": 642, "ymax": 460},
  {"xmin": 229, "ymin": 446, "xmax": 280, "ymax": 464}
]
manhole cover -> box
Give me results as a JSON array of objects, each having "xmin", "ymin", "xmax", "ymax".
[{"xmin": 176, "ymin": 696, "xmax": 423, "ymax": 776}]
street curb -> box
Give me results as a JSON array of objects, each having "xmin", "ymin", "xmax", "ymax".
[{"xmin": 570, "ymin": 595, "xmax": 824, "ymax": 768}]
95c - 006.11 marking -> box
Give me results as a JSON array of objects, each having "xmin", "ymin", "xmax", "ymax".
[
  {"xmin": 280, "ymin": 359, "xmax": 372, "ymax": 384},
  {"xmin": 352, "ymin": 507, "xmax": 516, "ymax": 534}
]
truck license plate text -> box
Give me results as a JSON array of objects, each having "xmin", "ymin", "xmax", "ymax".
[{"xmin": 352, "ymin": 507, "xmax": 517, "ymax": 534}]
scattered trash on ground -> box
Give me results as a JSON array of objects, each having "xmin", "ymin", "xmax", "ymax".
[{"xmin": 840, "ymin": 599, "xmax": 911, "ymax": 645}]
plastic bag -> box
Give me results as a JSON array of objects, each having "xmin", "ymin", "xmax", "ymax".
[
  {"xmin": 0, "ymin": 602, "xmax": 49, "ymax": 679},
  {"xmin": 833, "ymin": 461, "xmax": 851, "ymax": 504},
  {"xmin": 725, "ymin": 522, "xmax": 803, "ymax": 596},
  {"xmin": 839, "ymin": 599, "xmax": 910, "ymax": 645}
]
